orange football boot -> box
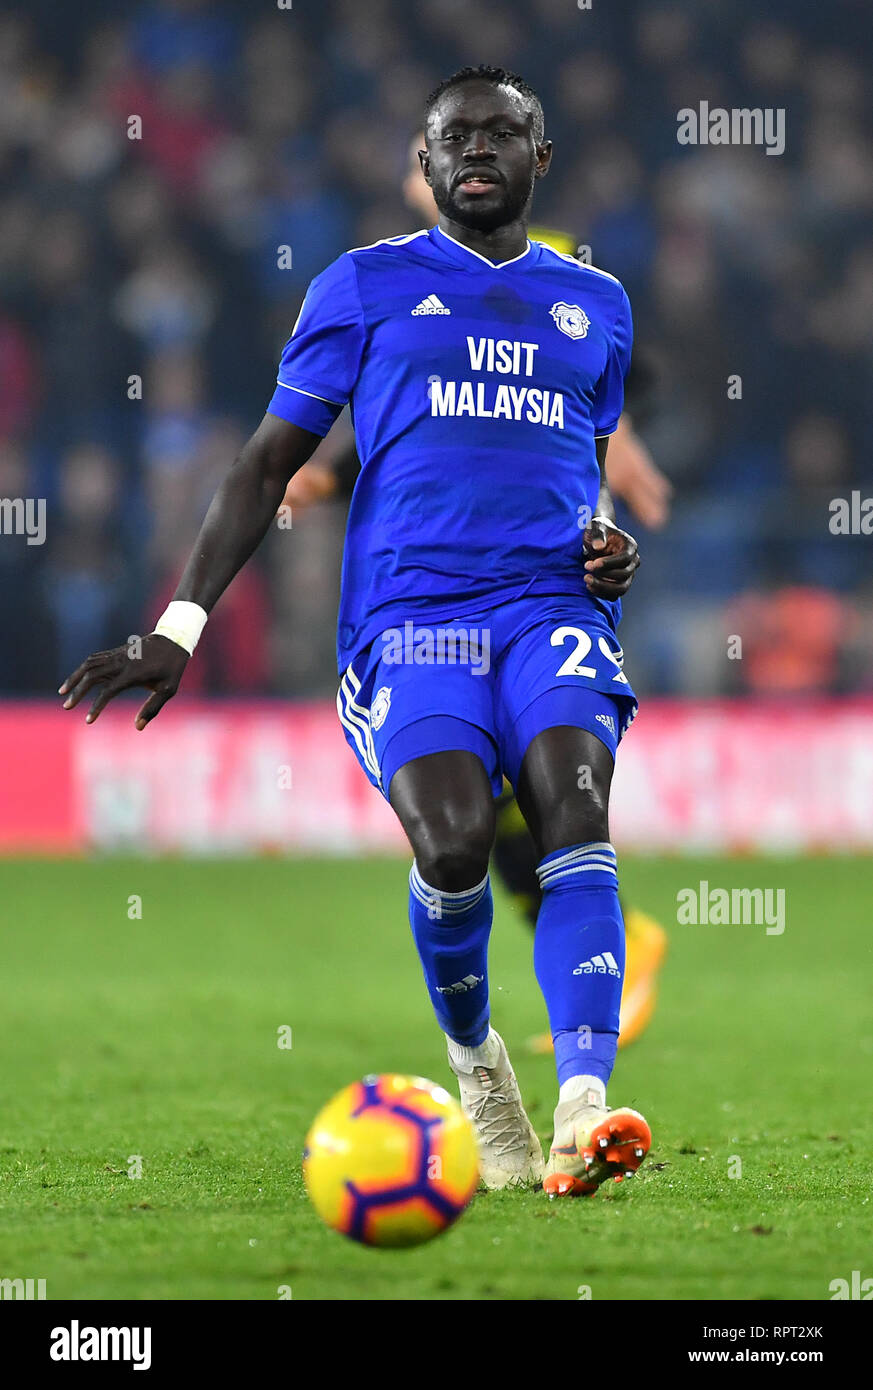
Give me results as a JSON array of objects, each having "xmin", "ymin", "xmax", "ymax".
[{"xmin": 544, "ymin": 1094, "xmax": 652, "ymax": 1197}]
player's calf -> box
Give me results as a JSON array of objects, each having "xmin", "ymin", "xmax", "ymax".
[
  {"xmin": 407, "ymin": 865, "xmax": 543, "ymax": 1189},
  {"xmin": 533, "ymin": 840, "xmax": 625, "ymax": 1085}
]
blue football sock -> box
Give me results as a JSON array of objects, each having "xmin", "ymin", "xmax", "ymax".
[
  {"xmin": 408, "ymin": 861, "xmax": 493, "ymax": 1047},
  {"xmin": 533, "ymin": 842, "xmax": 625, "ymax": 1088}
]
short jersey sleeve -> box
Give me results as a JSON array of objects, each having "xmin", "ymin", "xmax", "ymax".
[
  {"xmin": 266, "ymin": 253, "xmax": 366, "ymax": 436},
  {"xmin": 591, "ymin": 285, "xmax": 633, "ymax": 438}
]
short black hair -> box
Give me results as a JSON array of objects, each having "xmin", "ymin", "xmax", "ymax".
[{"xmin": 424, "ymin": 64, "xmax": 545, "ymax": 144}]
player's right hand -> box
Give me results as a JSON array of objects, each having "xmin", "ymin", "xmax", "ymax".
[{"xmin": 58, "ymin": 634, "xmax": 189, "ymax": 730}]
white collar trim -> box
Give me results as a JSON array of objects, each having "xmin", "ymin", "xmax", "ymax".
[{"xmin": 435, "ymin": 225, "xmax": 532, "ymax": 269}]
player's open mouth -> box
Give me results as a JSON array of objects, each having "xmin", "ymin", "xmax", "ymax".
[{"xmin": 456, "ymin": 173, "xmax": 500, "ymax": 194}]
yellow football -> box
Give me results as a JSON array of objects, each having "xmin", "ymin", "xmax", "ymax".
[{"xmin": 303, "ymin": 1073, "xmax": 479, "ymax": 1247}]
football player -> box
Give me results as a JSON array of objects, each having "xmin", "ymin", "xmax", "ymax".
[{"xmin": 62, "ymin": 67, "xmax": 656, "ymax": 1195}]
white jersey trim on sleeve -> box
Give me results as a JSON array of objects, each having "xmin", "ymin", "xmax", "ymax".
[{"xmin": 274, "ymin": 380, "xmax": 345, "ymax": 407}]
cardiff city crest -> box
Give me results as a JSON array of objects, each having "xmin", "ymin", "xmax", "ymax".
[
  {"xmin": 549, "ymin": 301, "xmax": 591, "ymax": 339},
  {"xmin": 370, "ymin": 686, "xmax": 392, "ymax": 730}
]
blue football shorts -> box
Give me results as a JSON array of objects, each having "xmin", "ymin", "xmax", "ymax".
[{"xmin": 336, "ymin": 593, "xmax": 638, "ymax": 801}]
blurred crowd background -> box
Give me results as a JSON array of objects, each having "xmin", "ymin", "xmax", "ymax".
[{"xmin": 1, "ymin": 0, "xmax": 871, "ymax": 700}]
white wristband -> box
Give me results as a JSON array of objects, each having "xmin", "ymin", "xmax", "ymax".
[{"xmin": 152, "ymin": 600, "xmax": 208, "ymax": 656}]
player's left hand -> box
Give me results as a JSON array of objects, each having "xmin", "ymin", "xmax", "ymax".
[{"xmin": 582, "ymin": 517, "xmax": 641, "ymax": 597}]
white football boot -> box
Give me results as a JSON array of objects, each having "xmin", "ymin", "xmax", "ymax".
[
  {"xmin": 447, "ymin": 1028, "xmax": 544, "ymax": 1190},
  {"xmin": 544, "ymin": 1084, "xmax": 651, "ymax": 1197}
]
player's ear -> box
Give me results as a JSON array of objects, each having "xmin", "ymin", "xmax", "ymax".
[
  {"xmin": 534, "ymin": 140, "xmax": 553, "ymax": 179},
  {"xmin": 418, "ymin": 148, "xmax": 431, "ymax": 184}
]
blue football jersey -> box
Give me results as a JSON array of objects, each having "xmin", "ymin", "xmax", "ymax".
[{"xmin": 266, "ymin": 226, "xmax": 633, "ymax": 674}]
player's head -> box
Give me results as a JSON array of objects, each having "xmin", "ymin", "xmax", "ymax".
[{"xmin": 420, "ymin": 65, "xmax": 552, "ymax": 232}]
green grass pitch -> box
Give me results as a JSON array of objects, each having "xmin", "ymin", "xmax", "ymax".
[{"xmin": 0, "ymin": 853, "xmax": 871, "ymax": 1301}]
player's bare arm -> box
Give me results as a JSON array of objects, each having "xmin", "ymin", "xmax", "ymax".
[
  {"xmin": 58, "ymin": 413, "xmax": 322, "ymax": 729},
  {"xmin": 583, "ymin": 435, "xmax": 641, "ymax": 598}
]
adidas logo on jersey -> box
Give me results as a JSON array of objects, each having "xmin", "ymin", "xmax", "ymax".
[
  {"xmin": 573, "ymin": 952, "xmax": 620, "ymax": 977},
  {"xmin": 595, "ymin": 712, "xmax": 617, "ymax": 736},
  {"xmin": 436, "ymin": 974, "xmax": 484, "ymax": 995},
  {"xmin": 412, "ymin": 293, "xmax": 451, "ymax": 315}
]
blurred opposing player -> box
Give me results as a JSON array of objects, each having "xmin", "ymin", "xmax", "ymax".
[
  {"xmin": 286, "ymin": 131, "xmax": 670, "ymax": 1054},
  {"xmin": 61, "ymin": 66, "xmax": 652, "ymax": 1196}
]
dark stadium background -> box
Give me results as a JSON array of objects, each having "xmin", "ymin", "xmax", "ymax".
[{"xmin": 1, "ymin": 0, "xmax": 871, "ymax": 705}]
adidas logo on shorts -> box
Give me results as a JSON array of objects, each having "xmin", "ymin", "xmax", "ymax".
[
  {"xmin": 412, "ymin": 293, "xmax": 451, "ymax": 315},
  {"xmin": 595, "ymin": 712, "xmax": 617, "ymax": 736}
]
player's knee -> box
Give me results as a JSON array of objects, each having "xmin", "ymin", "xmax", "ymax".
[
  {"xmin": 417, "ymin": 843, "xmax": 490, "ymax": 893},
  {"xmin": 538, "ymin": 788, "xmax": 609, "ymax": 858},
  {"xmin": 410, "ymin": 806, "xmax": 493, "ymax": 892}
]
